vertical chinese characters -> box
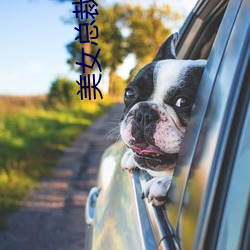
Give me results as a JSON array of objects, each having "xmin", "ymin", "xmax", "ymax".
[{"xmin": 72, "ymin": 0, "xmax": 103, "ymax": 100}]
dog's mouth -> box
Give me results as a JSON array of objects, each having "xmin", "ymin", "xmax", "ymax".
[{"xmin": 129, "ymin": 143, "xmax": 178, "ymax": 165}]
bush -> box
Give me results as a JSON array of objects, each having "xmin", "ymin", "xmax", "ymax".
[{"xmin": 48, "ymin": 77, "xmax": 79, "ymax": 107}]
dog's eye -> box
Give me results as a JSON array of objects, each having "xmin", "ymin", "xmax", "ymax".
[
  {"xmin": 125, "ymin": 89, "xmax": 136, "ymax": 100},
  {"xmin": 175, "ymin": 97, "xmax": 192, "ymax": 108}
]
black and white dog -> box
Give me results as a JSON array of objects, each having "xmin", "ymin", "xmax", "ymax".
[{"xmin": 120, "ymin": 33, "xmax": 206, "ymax": 206}]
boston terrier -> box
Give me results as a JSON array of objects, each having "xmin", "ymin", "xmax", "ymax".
[{"xmin": 120, "ymin": 33, "xmax": 206, "ymax": 206}]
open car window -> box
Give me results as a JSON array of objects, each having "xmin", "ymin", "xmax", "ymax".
[{"xmin": 135, "ymin": 0, "xmax": 231, "ymax": 247}]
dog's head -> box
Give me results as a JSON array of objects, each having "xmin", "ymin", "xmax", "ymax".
[{"xmin": 120, "ymin": 33, "xmax": 206, "ymax": 174}]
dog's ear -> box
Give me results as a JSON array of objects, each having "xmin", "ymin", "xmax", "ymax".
[{"xmin": 153, "ymin": 32, "xmax": 179, "ymax": 61}]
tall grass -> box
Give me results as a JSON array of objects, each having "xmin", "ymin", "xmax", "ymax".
[{"xmin": 0, "ymin": 95, "xmax": 113, "ymax": 230}]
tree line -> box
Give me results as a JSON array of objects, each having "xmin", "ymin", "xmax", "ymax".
[{"xmin": 49, "ymin": 1, "xmax": 178, "ymax": 102}]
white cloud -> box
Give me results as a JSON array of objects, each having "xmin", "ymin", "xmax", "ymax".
[
  {"xmin": 1, "ymin": 62, "xmax": 45, "ymax": 83},
  {"xmin": 25, "ymin": 62, "xmax": 45, "ymax": 74}
]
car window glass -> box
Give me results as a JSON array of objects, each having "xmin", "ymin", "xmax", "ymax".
[
  {"xmin": 216, "ymin": 99, "xmax": 250, "ymax": 249},
  {"xmin": 164, "ymin": 0, "xmax": 245, "ymax": 248}
]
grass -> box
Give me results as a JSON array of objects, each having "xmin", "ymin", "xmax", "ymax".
[{"xmin": 0, "ymin": 95, "xmax": 113, "ymax": 230}]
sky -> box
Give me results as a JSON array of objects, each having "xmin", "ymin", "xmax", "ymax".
[{"xmin": 0, "ymin": 0, "xmax": 197, "ymax": 96}]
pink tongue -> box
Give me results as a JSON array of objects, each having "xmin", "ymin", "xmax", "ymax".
[{"xmin": 130, "ymin": 143, "xmax": 163, "ymax": 156}]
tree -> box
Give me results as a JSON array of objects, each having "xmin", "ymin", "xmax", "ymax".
[
  {"xmin": 126, "ymin": 5, "xmax": 171, "ymax": 64},
  {"xmin": 49, "ymin": 1, "xmax": 176, "ymax": 94},
  {"xmin": 120, "ymin": 4, "xmax": 172, "ymax": 81},
  {"xmin": 67, "ymin": 4, "xmax": 126, "ymax": 75},
  {"xmin": 109, "ymin": 71, "xmax": 126, "ymax": 98}
]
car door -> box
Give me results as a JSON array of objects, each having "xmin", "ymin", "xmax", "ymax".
[
  {"xmin": 85, "ymin": 0, "xmax": 250, "ymax": 249},
  {"xmin": 166, "ymin": 0, "xmax": 250, "ymax": 248}
]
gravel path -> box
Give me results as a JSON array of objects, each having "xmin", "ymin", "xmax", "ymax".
[{"xmin": 0, "ymin": 103, "xmax": 123, "ymax": 250}]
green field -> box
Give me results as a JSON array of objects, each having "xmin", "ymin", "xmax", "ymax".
[{"xmin": 0, "ymin": 95, "xmax": 112, "ymax": 229}]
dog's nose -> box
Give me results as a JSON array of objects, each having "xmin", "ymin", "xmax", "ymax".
[{"xmin": 135, "ymin": 109, "xmax": 159, "ymax": 130}]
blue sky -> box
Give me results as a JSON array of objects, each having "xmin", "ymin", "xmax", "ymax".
[
  {"xmin": 0, "ymin": 0, "xmax": 77, "ymax": 95},
  {"xmin": 0, "ymin": 0, "xmax": 196, "ymax": 96}
]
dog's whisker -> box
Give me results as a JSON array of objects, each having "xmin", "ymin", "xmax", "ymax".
[
  {"xmin": 105, "ymin": 126, "xmax": 119, "ymax": 135},
  {"xmin": 115, "ymin": 134, "xmax": 122, "ymax": 143},
  {"xmin": 106, "ymin": 118, "xmax": 121, "ymax": 125},
  {"xmin": 105, "ymin": 126, "xmax": 120, "ymax": 134},
  {"xmin": 105, "ymin": 132, "xmax": 119, "ymax": 140},
  {"xmin": 105, "ymin": 127, "xmax": 120, "ymax": 140},
  {"xmin": 107, "ymin": 121, "xmax": 120, "ymax": 126}
]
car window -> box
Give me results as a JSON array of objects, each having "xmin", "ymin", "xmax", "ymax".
[
  {"xmin": 134, "ymin": 0, "xmax": 230, "ymax": 248},
  {"xmin": 216, "ymin": 79, "xmax": 250, "ymax": 250}
]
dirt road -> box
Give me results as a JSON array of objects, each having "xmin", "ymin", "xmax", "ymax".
[{"xmin": 0, "ymin": 103, "xmax": 123, "ymax": 250}]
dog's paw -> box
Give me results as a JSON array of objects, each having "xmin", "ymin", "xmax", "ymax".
[
  {"xmin": 121, "ymin": 149, "xmax": 135, "ymax": 172},
  {"xmin": 141, "ymin": 175, "xmax": 172, "ymax": 206}
]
